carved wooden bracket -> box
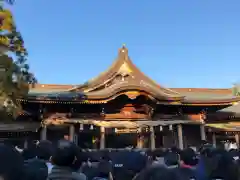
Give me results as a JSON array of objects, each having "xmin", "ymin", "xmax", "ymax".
[{"xmin": 44, "ymin": 113, "xmax": 69, "ymax": 125}]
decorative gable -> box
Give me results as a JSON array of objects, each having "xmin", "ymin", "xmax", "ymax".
[{"xmin": 69, "ymin": 45, "xmax": 183, "ymax": 101}]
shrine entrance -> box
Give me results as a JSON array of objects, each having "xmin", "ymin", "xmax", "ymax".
[
  {"xmin": 105, "ymin": 128, "xmax": 138, "ymax": 148},
  {"xmin": 46, "ymin": 126, "xmax": 69, "ymax": 144},
  {"xmin": 106, "ymin": 133, "xmax": 138, "ymax": 148}
]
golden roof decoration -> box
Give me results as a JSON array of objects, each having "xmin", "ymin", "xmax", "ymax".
[{"xmin": 118, "ymin": 62, "xmax": 132, "ymax": 76}]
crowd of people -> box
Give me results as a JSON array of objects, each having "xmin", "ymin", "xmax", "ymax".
[{"xmin": 0, "ymin": 139, "xmax": 239, "ymax": 180}]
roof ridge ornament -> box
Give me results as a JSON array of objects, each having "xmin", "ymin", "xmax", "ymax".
[{"xmin": 118, "ymin": 44, "xmax": 128, "ymax": 60}]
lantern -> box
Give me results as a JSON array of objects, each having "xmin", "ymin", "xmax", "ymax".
[
  {"xmin": 79, "ymin": 124, "xmax": 84, "ymax": 131},
  {"xmin": 137, "ymin": 127, "xmax": 141, "ymax": 133},
  {"xmin": 90, "ymin": 124, "xmax": 94, "ymax": 130},
  {"xmin": 150, "ymin": 126, "xmax": 154, "ymax": 132},
  {"xmin": 100, "ymin": 108, "xmax": 105, "ymax": 116},
  {"xmin": 159, "ymin": 126, "xmax": 163, "ymax": 131},
  {"xmin": 169, "ymin": 124, "xmax": 173, "ymax": 131}
]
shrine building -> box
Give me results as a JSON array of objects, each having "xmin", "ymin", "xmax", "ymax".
[{"xmin": 2, "ymin": 45, "xmax": 240, "ymax": 149}]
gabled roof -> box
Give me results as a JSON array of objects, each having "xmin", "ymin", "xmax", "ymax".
[
  {"xmin": 69, "ymin": 45, "xmax": 183, "ymax": 101},
  {"xmin": 21, "ymin": 45, "xmax": 240, "ymax": 106},
  {"xmin": 24, "ymin": 84, "xmax": 240, "ymax": 105}
]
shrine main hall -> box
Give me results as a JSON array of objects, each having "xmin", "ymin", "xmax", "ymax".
[{"xmin": 6, "ymin": 45, "xmax": 240, "ymax": 149}]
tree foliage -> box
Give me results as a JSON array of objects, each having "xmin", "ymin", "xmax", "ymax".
[
  {"xmin": 0, "ymin": 1, "xmax": 37, "ymax": 119},
  {"xmin": 2, "ymin": 0, "xmax": 14, "ymax": 5},
  {"xmin": 232, "ymin": 84, "xmax": 240, "ymax": 96}
]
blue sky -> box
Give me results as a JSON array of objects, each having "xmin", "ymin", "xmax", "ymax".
[{"xmin": 8, "ymin": 0, "xmax": 240, "ymax": 88}]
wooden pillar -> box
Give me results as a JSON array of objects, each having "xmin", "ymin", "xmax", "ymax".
[
  {"xmin": 73, "ymin": 134, "xmax": 78, "ymax": 145},
  {"xmin": 69, "ymin": 125, "xmax": 75, "ymax": 142},
  {"xmin": 137, "ymin": 138, "xmax": 143, "ymax": 148},
  {"xmin": 200, "ymin": 124, "xmax": 206, "ymax": 141},
  {"xmin": 137, "ymin": 128, "xmax": 143, "ymax": 148},
  {"xmin": 212, "ymin": 132, "xmax": 216, "ymax": 147},
  {"xmin": 137, "ymin": 136, "xmax": 144, "ymax": 149},
  {"xmin": 150, "ymin": 126, "xmax": 155, "ymax": 150},
  {"xmin": 100, "ymin": 126, "xmax": 105, "ymax": 149},
  {"xmin": 235, "ymin": 133, "xmax": 239, "ymax": 148},
  {"xmin": 177, "ymin": 124, "xmax": 183, "ymax": 150},
  {"xmin": 40, "ymin": 125, "xmax": 47, "ymax": 140}
]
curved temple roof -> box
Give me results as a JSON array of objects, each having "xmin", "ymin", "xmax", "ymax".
[
  {"xmin": 69, "ymin": 45, "xmax": 184, "ymax": 101},
  {"xmin": 20, "ymin": 45, "xmax": 240, "ymax": 106}
]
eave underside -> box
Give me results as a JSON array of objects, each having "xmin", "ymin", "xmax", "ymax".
[
  {"xmin": 19, "ymin": 85, "xmax": 240, "ymax": 107},
  {"xmin": 43, "ymin": 118, "xmax": 201, "ymax": 128},
  {"xmin": 206, "ymin": 122, "xmax": 240, "ymax": 132}
]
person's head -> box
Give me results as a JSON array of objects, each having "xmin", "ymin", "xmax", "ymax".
[
  {"xmin": 169, "ymin": 147, "xmax": 181, "ymax": 155},
  {"xmin": 0, "ymin": 144, "xmax": 25, "ymax": 180},
  {"xmin": 36, "ymin": 140, "xmax": 53, "ymax": 161},
  {"xmin": 199, "ymin": 144, "xmax": 215, "ymax": 157},
  {"xmin": 180, "ymin": 148, "xmax": 198, "ymax": 166},
  {"xmin": 152, "ymin": 149, "xmax": 165, "ymax": 160},
  {"xmin": 164, "ymin": 152, "xmax": 179, "ymax": 167},
  {"xmin": 51, "ymin": 140, "xmax": 76, "ymax": 167},
  {"xmin": 228, "ymin": 148, "xmax": 239, "ymax": 161}
]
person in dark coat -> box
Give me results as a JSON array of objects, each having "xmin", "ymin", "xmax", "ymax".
[
  {"xmin": 164, "ymin": 151, "xmax": 179, "ymax": 169},
  {"xmin": 0, "ymin": 144, "xmax": 25, "ymax": 180},
  {"xmin": 48, "ymin": 140, "xmax": 86, "ymax": 180},
  {"xmin": 175, "ymin": 148, "xmax": 197, "ymax": 180},
  {"xmin": 24, "ymin": 158, "xmax": 48, "ymax": 180},
  {"xmin": 112, "ymin": 151, "xmax": 147, "ymax": 180},
  {"xmin": 209, "ymin": 150, "xmax": 239, "ymax": 180},
  {"xmin": 92, "ymin": 154, "xmax": 113, "ymax": 180},
  {"xmin": 36, "ymin": 140, "xmax": 54, "ymax": 174}
]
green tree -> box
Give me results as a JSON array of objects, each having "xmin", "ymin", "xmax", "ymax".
[
  {"xmin": 232, "ymin": 84, "xmax": 240, "ymax": 96},
  {"xmin": 2, "ymin": 0, "xmax": 14, "ymax": 5},
  {"xmin": 0, "ymin": 2, "xmax": 37, "ymax": 119}
]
